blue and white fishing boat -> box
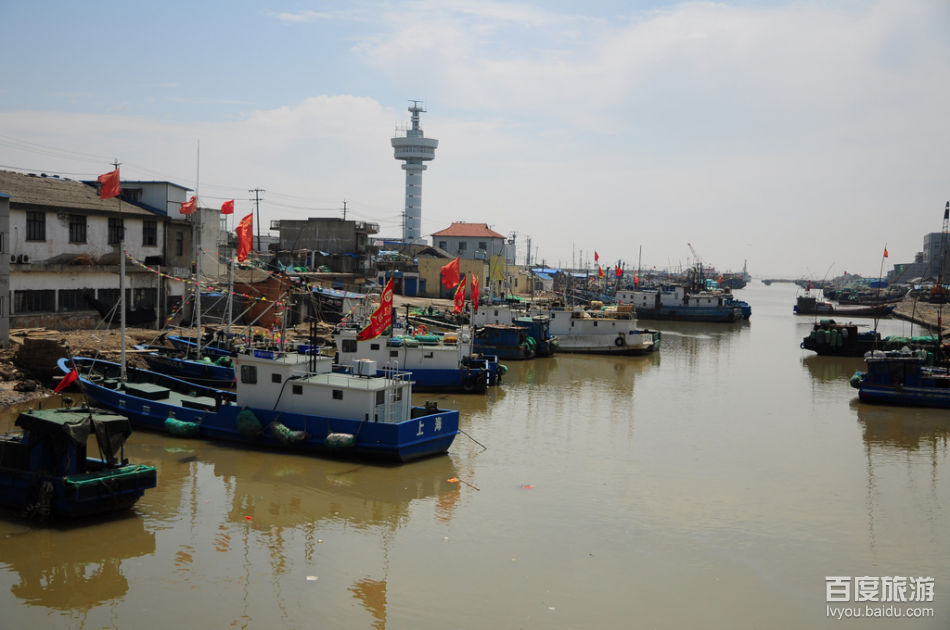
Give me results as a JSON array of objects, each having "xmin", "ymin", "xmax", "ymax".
[
  {"xmin": 59, "ymin": 350, "xmax": 460, "ymax": 462},
  {"xmin": 138, "ymin": 348, "xmax": 235, "ymax": 388},
  {"xmin": 616, "ymin": 286, "xmax": 747, "ymax": 322},
  {"xmin": 0, "ymin": 405, "xmax": 157, "ymax": 519},
  {"xmin": 850, "ymin": 348, "xmax": 950, "ymax": 409},
  {"xmin": 333, "ymin": 328, "xmax": 501, "ymax": 393}
]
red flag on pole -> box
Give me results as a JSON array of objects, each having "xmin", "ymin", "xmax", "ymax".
[
  {"xmin": 594, "ymin": 251, "xmax": 600, "ymax": 262},
  {"xmin": 634, "ymin": 275, "xmax": 640, "ymax": 288},
  {"xmin": 883, "ymin": 247, "xmax": 889, "ymax": 258},
  {"xmin": 221, "ymin": 200, "xmax": 234, "ymax": 215},
  {"xmin": 357, "ymin": 278, "xmax": 395, "ymax": 340},
  {"xmin": 615, "ymin": 265, "xmax": 622, "ymax": 278},
  {"xmin": 55, "ymin": 368, "xmax": 79, "ymax": 392},
  {"xmin": 453, "ymin": 276, "xmax": 467, "ymax": 314},
  {"xmin": 236, "ymin": 213, "xmax": 253, "ymax": 262},
  {"xmin": 98, "ymin": 168, "xmax": 120, "ymax": 199},
  {"xmin": 471, "ymin": 274, "xmax": 480, "ymax": 307},
  {"xmin": 180, "ymin": 196, "xmax": 197, "ymax": 215},
  {"xmin": 598, "ymin": 266, "xmax": 605, "ymax": 279},
  {"xmin": 441, "ymin": 256, "xmax": 460, "ymax": 289}
]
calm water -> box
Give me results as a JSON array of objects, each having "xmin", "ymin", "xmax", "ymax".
[{"xmin": 1, "ymin": 282, "xmax": 948, "ymax": 629}]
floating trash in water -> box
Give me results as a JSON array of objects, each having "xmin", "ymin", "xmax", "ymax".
[
  {"xmin": 521, "ymin": 484, "xmax": 534, "ymax": 489},
  {"xmin": 306, "ymin": 576, "xmax": 318, "ymax": 581}
]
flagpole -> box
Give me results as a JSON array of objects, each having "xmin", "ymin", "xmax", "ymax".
[{"xmin": 194, "ymin": 140, "xmax": 202, "ymax": 359}]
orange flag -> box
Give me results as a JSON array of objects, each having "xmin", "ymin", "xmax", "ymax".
[
  {"xmin": 180, "ymin": 196, "xmax": 197, "ymax": 215},
  {"xmin": 357, "ymin": 278, "xmax": 395, "ymax": 340},
  {"xmin": 598, "ymin": 266, "xmax": 605, "ymax": 279},
  {"xmin": 98, "ymin": 168, "xmax": 120, "ymax": 199},
  {"xmin": 471, "ymin": 274, "xmax": 480, "ymax": 307},
  {"xmin": 221, "ymin": 199, "xmax": 234, "ymax": 215},
  {"xmin": 453, "ymin": 276, "xmax": 467, "ymax": 314},
  {"xmin": 441, "ymin": 256, "xmax": 460, "ymax": 289},
  {"xmin": 236, "ymin": 213, "xmax": 253, "ymax": 262}
]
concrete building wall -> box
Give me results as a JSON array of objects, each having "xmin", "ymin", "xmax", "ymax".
[{"xmin": 0, "ymin": 194, "xmax": 8, "ymax": 345}]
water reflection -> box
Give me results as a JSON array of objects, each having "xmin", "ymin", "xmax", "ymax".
[
  {"xmin": 0, "ymin": 515, "xmax": 154, "ymax": 611},
  {"xmin": 852, "ymin": 401, "xmax": 950, "ymax": 453},
  {"xmin": 801, "ymin": 354, "xmax": 864, "ymax": 383},
  {"xmin": 505, "ymin": 352, "xmax": 660, "ymax": 389},
  {"xmin": 208, "ymin": 450, "xmax": 461, "ymax": 531}
]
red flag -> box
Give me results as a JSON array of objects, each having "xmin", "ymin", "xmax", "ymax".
[
  {"xmin": 594, "ymin": 251, "xmax": 600, "ymax": 262},
  {"xmin": 441, "ymin": 256, "xmax": 460, "ymax": 289},
  {"xmin": 634, "ymin": 275, "xmax": 640, "ymax": 288},
  {"xmin": 98, "ymin": 168, "xmax": 120, "ymax": 199},
  {"xmin": 598, "ymin": 266, "xmax": 605, "ymax": 279},
  {"xmin": 236, "ymin": 213, "xmax": 253, "ymax": 262},
  {"xmin": 471, "ymin": 274, "xmax": 480, "ymax": 307},
  {"xmin": 883, "ymin": 247, "xmax": 889, "ymax": 258},
  {"xmin": 180, "ymin": 196, "xmax": 197, "ymax": 215},
  {"xmin": 615, "ymin": 265, "xmax": 622, "ymax": 278},
  {"xmin": 357, "ymin": 278, "xmax": 395, "ymax": 340},
  {"xmin": 453, "ymin": 276, "xmax": 467, "ymax": 314},
  {"xmin": 55, "ymin": 368, "xmax": 79, "ymax": 393},
  {"xmin": 221, "ymin": 199, "xmax": 234, "ymax": 215}
]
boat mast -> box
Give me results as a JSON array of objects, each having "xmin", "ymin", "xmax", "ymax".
[
  {"xmin": 194, "ymin": 142, "xmax": 202, "ymax": 359},
  {"xmin": 114, "ymin": 158, "xmax": 127, "ymax": 381}
]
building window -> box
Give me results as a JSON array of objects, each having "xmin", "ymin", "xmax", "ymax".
[
  {"xmin": 68, "ymin": 215, "xmax": 86, "ymax": 243},
  {"xmin": 241, "ymin": 365, "xmax": 257, "ymax": 384},
  {"xmin": 176, "ymin": 231, "xmax": 184, "ymax": 256},
  {"xmin": 14, "ymin": 290, "xmax": 55, "ymax": 313},
  {"xmin": 131, "ymin": 288, "xmax": 156, "ymax": 308},
  {"xmin": 143, "ymin": 220, "xmax": 157, "ymax": 246},
  {"xmin": 332, "ymin": 389, "xmax": 343, "ymax": 400},
  {"xmin": 438, "ymin": 241, "xmax": 447, "ymax": 249},
  {"xmin": 108, "ymin": 217, "xmax": 124, "ymax": 244},
  {"xmin": 478, "ymin": 241, "xmax": 487, "ymax": 250},
  {"xmin": 458, "ymin": 242, "xmax": 467, "ymax": 251},
  {"xmin": 25, "ymin": 211, "xmax": 45, "ymax": 241},
  {"xmin": 59, "ymin": 289, "xmax": 92, "ymax": 312}
]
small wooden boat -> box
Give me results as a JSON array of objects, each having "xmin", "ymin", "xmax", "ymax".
[{"xmin": 0, "ymin": 406, "xmax": 157, "ymax": 519}]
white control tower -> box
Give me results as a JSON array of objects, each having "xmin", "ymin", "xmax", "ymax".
[{"xmin": 391, "ymin": 101, "xmax": 438, "ymax": 243}]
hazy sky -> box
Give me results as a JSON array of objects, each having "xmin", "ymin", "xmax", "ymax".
[{"xmin": 1, "ymin": 0, "xmax": 948, "ymax": 278}]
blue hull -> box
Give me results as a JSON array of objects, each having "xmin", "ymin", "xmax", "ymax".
[
  {"xmin": 858, "ymin": 384, "xmax": 950, "ymax": 409},
  {"xmin": 166, "ymin": 335, "xmax": 232, "ymax": 358},
  {"xmin": 0, "ymin": 466, "xmax": 156, "ymax": 518},
  {"xmin": 61, "ymin": 358, "xmax": 459, "ymax": 463}
]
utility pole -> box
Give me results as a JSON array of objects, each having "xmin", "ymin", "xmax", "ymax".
[
  {"xmin": 342, "ymin": 200, "xmax": 347, "ymax": 221},
  {"xmin": 249, "ymin": 188, "xmax": 265, "ymax": 252}
]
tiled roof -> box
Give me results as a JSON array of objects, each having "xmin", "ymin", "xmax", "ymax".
[
  {"xmin": 0, "ymin": 170, "xmax": 156, "ymax": 215},
  {"xmin": 431, "ymin": 222, "xmax": 505, "ymax": 239}
]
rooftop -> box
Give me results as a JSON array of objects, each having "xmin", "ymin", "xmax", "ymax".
[
  {"xmin": 0, "ymin": 169, "xmax": 158, "ymax": 216},
  {"xmin": 431, "ymin": 222, "xmax": 505, "ymax": 239}
]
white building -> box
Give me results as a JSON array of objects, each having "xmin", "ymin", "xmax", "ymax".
[{"xmin": 0, "ymin": 170, "xmax": 222, "ymax": 330}]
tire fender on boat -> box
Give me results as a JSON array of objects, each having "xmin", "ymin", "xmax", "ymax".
[{"xmin": 615, "ymin": 336, "xmax": 625, "ymax": 347}]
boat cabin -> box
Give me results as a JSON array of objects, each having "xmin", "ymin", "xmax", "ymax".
[{"xmin": 232, "ymin": 350, "xmax": 413, "ymax": 424}]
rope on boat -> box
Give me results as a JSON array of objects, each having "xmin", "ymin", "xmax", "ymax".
[{"xmin": 458, "ymin": 428, "xmax": 487, "ymax": 451}]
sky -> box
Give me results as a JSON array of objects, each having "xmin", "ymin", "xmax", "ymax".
[{"xmin": 0, "ymin": 0, "xmax": 948, "ymax": 278}]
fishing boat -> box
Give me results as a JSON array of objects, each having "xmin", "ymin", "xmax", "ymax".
[
  {"xmin": 544, "ymin": 305, "xmax": 661, "ymax": 355},
  {"xmin": 800, "ymin": 320, "xmax": 882, "ymax": 357},
  {"xmin": 472, "ymin": 324, "xmax": 536, "ymax": 360},
  {"xmin": 333, "ymin": 327, "xmax": 501, "ymax": 393},
  {"xmin": 471, "ymin": 306, "xmax": 558, "ymax": 355},
  {"xmin": 850, "ymin": 349, "xmax": 950, "ymax": 409},
  {"xmin": 793, "ymin": 294, "xmax": 894, "ymax": 317},
  {"xmin": 616, "ymin": 286, "xmax": 746, "ymax": 322},
  {"xmin": 58, "ymin": 350, "xmax": 460, "ymax": 462},
  {"xmin": 0, "ymin": 405, "xmax": 157, "ymax": 519}
]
